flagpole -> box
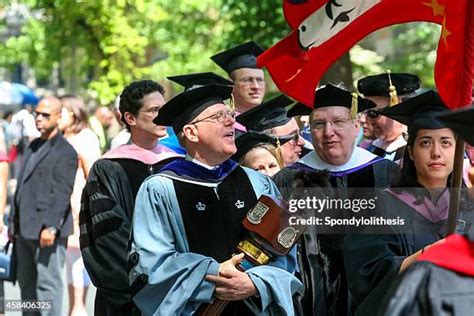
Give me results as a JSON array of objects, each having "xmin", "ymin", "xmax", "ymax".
[{"xmin": 447, "ymin": 139, "xmax": 465, "ymax": 235}]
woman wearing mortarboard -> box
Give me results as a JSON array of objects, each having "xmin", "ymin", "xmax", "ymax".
[
  {"xmin": 378, "ymin": 105, "xmax": 474, "ymax": 315},
  {"xmin": 343, "ymin": 90, "xmax": 474, "ymax": 315}
]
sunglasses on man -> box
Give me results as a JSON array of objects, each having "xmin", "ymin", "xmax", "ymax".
[
  {"xmin": 365, "ymin": 109, "xmax": 380, "ymax": 119},
  {"xmin": 34, "ymin": 111, "xmax": 53, "ymax": 119}
]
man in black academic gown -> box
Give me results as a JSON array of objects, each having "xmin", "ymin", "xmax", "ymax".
[
  {"xmin": 79, "ymin": 80, "xmax": 181, "ymax": 316},
  {"xmin": 236, "ymin": 94, "xmax": 306, "ymax": 166},
  {"xmin": 358, "ymin": 72, "xmax": 420, "ymax": 162},
  {"xmin": 274, "ymin": 84, "xmax": 400, "ymax": 316}
]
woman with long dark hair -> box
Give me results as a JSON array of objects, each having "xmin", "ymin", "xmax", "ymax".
[{"xmin": 344, "ymin": 90, "xmax": 474, "ymax": 316}]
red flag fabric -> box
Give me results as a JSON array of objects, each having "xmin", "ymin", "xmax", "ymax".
[{"xmin": 257, "ymin": 0, "xmax": 474, "ymax": 110}]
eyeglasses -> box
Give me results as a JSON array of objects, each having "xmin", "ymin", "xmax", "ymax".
[
  {"xmin": 236, "ymin": 77, "xmax": 265, "ymax": 86},
  {"xmin": 34, "ymin": 111, "xmax": 52, "ymax": 119},
  {"xmin": 289, "ymin": 132, "xmax": 302, "ymax": 143},
  {"xmin": 365, "ymin": 109, "xmax": 380, "ymax": 119},
  {"xmin": 191, "ymin": 110, "xmax": 235, "ymax": 125},
  {"xmin": 278, "ymin": 132, "xmax": 302, "ymax": 145},
  {"xmin": 139, "ymin": 106, "xmax": 161, "ymax": 116},
  {"xmin": 310, "ymin": 118, "xmax": 353, "ymax": 131}
]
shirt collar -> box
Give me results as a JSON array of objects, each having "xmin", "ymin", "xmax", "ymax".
[
  {"xmin": 185, "ymin": 154, "xmax": 220, "ymax": 170},
  {"xmin": 372, "ymin": 135, "xmax": 407, "ymax": 153},
  {"xmin": 298, "ymin": 145, "xmax": 378, "ymax": 172}
]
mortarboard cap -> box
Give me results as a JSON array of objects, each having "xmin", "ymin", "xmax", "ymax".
[
  {"xmin": 436, "ymin": 107, "xmax": 474, "ymax": 146},
  {"xmin": 154, "ymin": 84, "xmax": 233, "ymax": 135},
  {"xmin": 236, "ymin": 94, "xmax": 294, "ymax": 131},
  {"xmin": 168, "ymin": 72, "xmax": 233, "ymax": 91},
  {"xmin": 314, "ymin": 84, "xmax": 376, "ymax": 118},
  {"xmin": 287, "ymin": 102, "xmax": 313, "ymax": 117},
  {"xmin": 232, "ymin": 131, "xmax": 292, "ymax": 162},
  {"xmin": 211, "ymin": 41, "xmax": 264, "ymax": 75},
  {"xmin": 358, "ymin": 73, "xmax": 421, "ymax": 97},
  {"xmin": 379, "ymin": 90, "xmax": 449, "ymax": 135}
]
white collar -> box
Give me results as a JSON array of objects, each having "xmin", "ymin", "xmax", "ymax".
[
  {"xmin": 372, "ymin": 135, "xmax": 407, "ymax": 153},
  {"xmin": 298, "ymin": 146, "xmax": 378, "ymax": 172},
  {"xmin": 185, "ymin": 154, "xmax": 220, "ymax": 170}
]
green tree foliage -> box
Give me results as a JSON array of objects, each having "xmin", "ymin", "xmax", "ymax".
[
  {"xmin": 147, "ymin": 0, "xmax": 226, "ymax": 86},
  {"xmin": 1, "ymin": 0, "xmax": 157, "ymax": 104},
  {"xmin": 0, "ymin": 1, "xmax": 441, "ymax": 103},
  {"xmin": 0, "ymin": 0, "xmax": 228, "ymax": 104},
  {"xmin": 219, "ymin": 0, "xmax": 289, "ymax": 50},
  {"xmin": 350, "ymin": 45, "xmax": 385, "ymax": 87},
  {"xmin": 383, "ymin": 22, "xmax": 440, "ymax": 88}
]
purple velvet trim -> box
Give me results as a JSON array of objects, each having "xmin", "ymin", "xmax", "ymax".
[
  {"xmin": 329, "ymin": 157, "xmax": 384, "ymax": 177},
  {"xmin": 159, "ymin": 158, "xmax": 239, "ymax": 183},
  {"xmin": 290, "ymin": 157, "xmax": 383, "ymax": 177},
  {"xmin": 288, "ymin": 162, "xmax": 317, "ymax": 172}
]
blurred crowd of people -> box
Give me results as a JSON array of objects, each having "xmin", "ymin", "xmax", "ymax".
[{"xmin": 0, "ymin": 95, "xmax": 139, "ymax": 315}]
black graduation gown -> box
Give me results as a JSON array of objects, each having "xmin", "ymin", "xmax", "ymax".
[
  {"xmin": 368, "ymin": 144, "xmax": 405, "ymax": 162},
  {"xmin": 379, "ymin": 242, "xmax": 474, "ymax": 315},
  {"xmin": 274, "ymin": 157, "xmax": 399, "ymax": 316},
  {"xmin": 275, "ymin": 158, "xmax": 398, "ymax": 198},
  {"xmin": 343, "ymin": 190, "xmax": 474, "ymax": 316},
  {"xmin": 80, "ymin": 157, "xmax": 175, "ymax": 316},
  {"xmin": 169, "ymin": 165, "xmax": 259, "ymax": 315}
]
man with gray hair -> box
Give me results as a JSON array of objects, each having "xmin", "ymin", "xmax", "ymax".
[
  {"xmin": 129, "ymin": 83, "xmax": 301, "ymax": 315},
  {"xmin": 274, "ymin": 84, "xmax": 399, "ymax": 316}
]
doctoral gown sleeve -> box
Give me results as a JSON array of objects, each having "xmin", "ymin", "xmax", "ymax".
[
  {"xmin": 245, "ymin": 248, "xmax": 302, "ymax": 316},
  {"xmin": 79, "ymin": 159, "xmax": 135, "ymax": 307},
  {"xmin": 129, "ymin": 175, "xmax": 219, "ymax": 316},
  {"xmin": 380, "ymin": 260, "xmax": 474, "ymax": 316},
  {"xmin": 377, "ymin": 261, "xmax": 433, "ymax": 316},
  {"xmin": 131, "ymin": 169, "xmax": 302, "ymax": 315}
]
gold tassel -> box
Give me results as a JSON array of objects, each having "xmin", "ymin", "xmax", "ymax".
[
  {"xmin": 387, "ymin": 70, "xmax": 399, "ymax": 106},
  {"xmin": 351, "ymin": 92, "xmax": 358, "ymax": 120}
]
